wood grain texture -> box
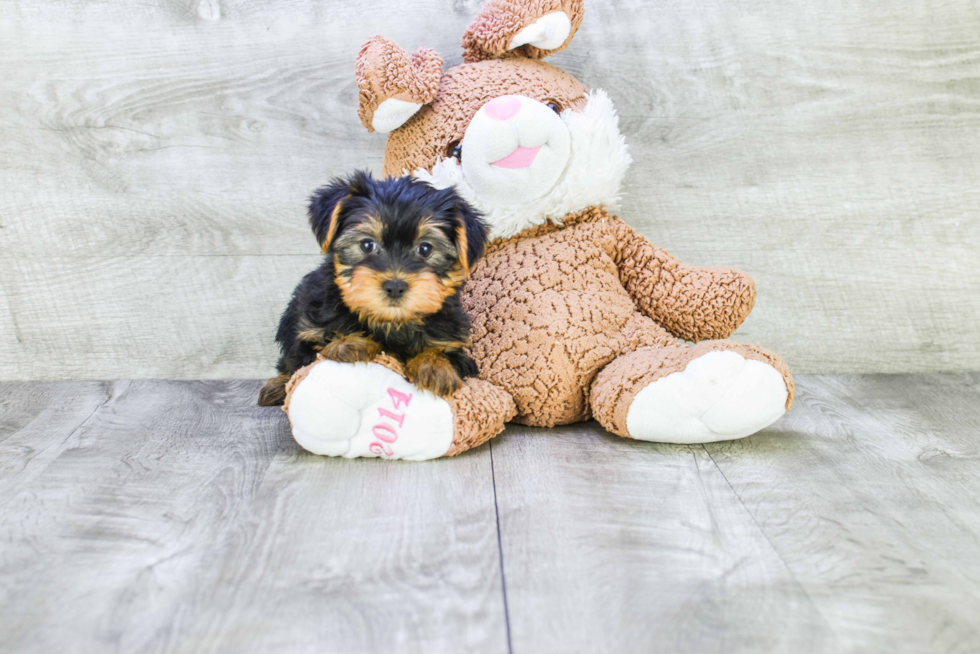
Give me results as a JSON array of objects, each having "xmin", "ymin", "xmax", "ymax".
[
  {"xmin": 1, "ymin": 0, "xmax": 979, "ymax": 379},
  {"xmin": 2, "ymin": 375, "xmax": 980, "ymax": 652},
  {"xmin": 0, "ymin": 380, "xmax": 507, "ymax": 654},
  {"xmin": 491, "ymin": 373, "xmax": 980, "ymax": 653},
  {"xmin": 488, "ymin": 424, "xmax": 837, "ymax": 654},
  {"xmin": 0, "ymin": 381, "xmax": 111, "ymax": 502},
  {"xmin": 705, "ymin": 373, "xmax": 980, "ymax": 653}
]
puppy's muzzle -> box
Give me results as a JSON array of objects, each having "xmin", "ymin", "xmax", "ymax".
[{"xmin": 381, "ymin": 278, "xmax": 408, "ymax": 300}]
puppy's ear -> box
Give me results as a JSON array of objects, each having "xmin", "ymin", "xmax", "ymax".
[
  {"xmin": 451, "ymin": 195, "xmax": 489, "ymax": 274},
  {"xmin": 309, "ymin": 171, "xmax": 372, "ymax": 253}
]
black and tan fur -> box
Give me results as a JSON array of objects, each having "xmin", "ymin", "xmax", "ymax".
[{"xmin": 258, "ymin": 171, "xmax": 488, "ymax": 406}]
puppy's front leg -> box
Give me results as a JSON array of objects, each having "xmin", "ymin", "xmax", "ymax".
[
  {"xmin": 258, "ymin": 373, "xmax": 291, "ymax": 406},
  {"xmin": 319, "ymin": 333, "xmax": 382, "ymax": 364},
  {"xmin": 406, "ymin": 349, "xmax": 464, "ymax": 398}
]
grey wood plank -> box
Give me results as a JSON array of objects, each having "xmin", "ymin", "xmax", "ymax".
[
  {"xmin": 181, "ymin": 435, "xmax": 508, "ymax": 654},
  {"xmin": 0, "ymin": 254, "xmax": 320, "ymax": 381},
  {"xmin": 705, "ymin": 373, "xmax": 980, "ymax": 654},
  {"xmin": 2, "ymin": 0, "xmax": 980, "ymax": 379},
  {"xmin": 488, "ymin": 423, "xmax": 836, "ymax": 654},
  {"xmin": 0, "ymin": 380, "xmax": 282, "ymax": 653},
  {"xmin": 0, "ymin": 381, "xmax": 112, "ymax": 502},
  {"xmin": 0, "ymin": 380, "xmax": 507, "ymax": 654},
  {"xmin": 0, "ymin": 381, "xmax": 105, "ymax": 442}
]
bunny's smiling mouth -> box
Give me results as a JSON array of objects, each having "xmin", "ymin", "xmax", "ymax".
[
  {"xmin": 454, "ymin": 94, "xmax": 572, "ymax": 205},
  {"xmin": 491, "ymin": 145, "xmax": 542, "ymax": 169},
  {"xmin": 416, "ymin": 90, "xmax": 632, "ymax": 240}
]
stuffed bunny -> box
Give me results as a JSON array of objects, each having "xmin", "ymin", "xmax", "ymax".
[{"xmin": 281, "ymin": 0, "xmax": 794, "ymax": 460}]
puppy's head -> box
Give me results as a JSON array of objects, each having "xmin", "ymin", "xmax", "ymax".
[{"xmin": 309, "ymin": 171, "xmax": 488, "ymax": 325}]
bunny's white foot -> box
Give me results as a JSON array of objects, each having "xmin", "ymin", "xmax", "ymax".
[
  {"xmin": 286, "ymin": 360, "xmax": 454, "ymax": 461},
  {"xmin": 626, "ymin": 350, "xmax": 788, "ymax": 444}
]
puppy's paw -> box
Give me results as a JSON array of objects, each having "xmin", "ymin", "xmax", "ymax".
[
  {"xmin": 258, "ymin": 374, "xmax": 289, "ymax": 406},
  {"xmin": 319, "ymin": 333, "xmax": 382, "ymax": 364},
  {"xmin": 406, "ymin": 350, "xmax": 464, "ymax": 398}
]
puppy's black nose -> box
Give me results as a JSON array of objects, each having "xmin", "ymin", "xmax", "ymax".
[{"xmin": 382, "ymin": 279, "xmax": 408, "ymax": 300}]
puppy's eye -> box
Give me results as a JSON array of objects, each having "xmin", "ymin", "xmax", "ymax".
[
  {"xmin": 359, "ymin": 239, "xmax": 376, "ymax": 254},
  {"xmin": 546, "ymin": 101, "xmax": 562, "ymax": 114},
  {"xmin": 416, "ymin": 242, "xmax": 433, "ymax": 258},
  {"xmin": 447, "ymin": 140, "xmax": 462, "ymax": 162}
]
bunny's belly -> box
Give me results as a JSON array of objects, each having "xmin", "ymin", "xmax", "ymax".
[{"xmin": 462, "ymin": 222, "xmax": 641, "ymax": 426}]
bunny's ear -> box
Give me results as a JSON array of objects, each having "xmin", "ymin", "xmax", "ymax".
[
  {"xmin": 461, "ymin": 0, "xmax": 584, "ymax": 63},
  {"xmin": 356, "ymin": 36, "xmax": 443, "ymax": 134}
]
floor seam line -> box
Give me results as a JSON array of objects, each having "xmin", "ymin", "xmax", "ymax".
[
  {"xmin": 489, "ymin": 440, "xmax": 514, "ymax": 654},
  {"xmin": 26, "ymin": 380, "xmax": 116, "ymax": 459},
  {"xmin": 0, "ymin": 381, "xmax": 119, "ymax": 515},
  {"xmin": 701, "ymin": 443, "xmax": 845, "ymax": 649},
  {"xmin": 2, "ymin": 380, "xmax": 112, "ymax": 447}
]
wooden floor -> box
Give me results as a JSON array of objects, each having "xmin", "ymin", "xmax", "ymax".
[{"xmin": 1, "ymin": 375, "xmax": 979, "ymax": 653}]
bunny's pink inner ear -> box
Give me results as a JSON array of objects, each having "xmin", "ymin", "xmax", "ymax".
[
  {"xmin": 356, "ymin": 36, "xmax": 444, "ymax": 134},
  {"xmin": 461, "ymin": 0, "xmax": 584, "ymax": 63}
]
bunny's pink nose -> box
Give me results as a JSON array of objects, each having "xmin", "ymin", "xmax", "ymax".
[{"xmin": 483, "ymin": 96, "xmax": 521, "ymax": 121}]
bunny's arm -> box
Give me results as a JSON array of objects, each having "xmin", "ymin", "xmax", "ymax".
[{"xmin": 605, "ymin": 217, "xmax": 756, "ymax": 342}]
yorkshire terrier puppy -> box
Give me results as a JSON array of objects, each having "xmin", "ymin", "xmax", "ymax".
[{"xmin": 258, "ymin": 171, "xmax": 489, "ymax": 407}]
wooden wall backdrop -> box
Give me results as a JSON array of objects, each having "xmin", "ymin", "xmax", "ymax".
[{"xmin": 1, "ymin": 0, "xmax": 979, "ymax": 380}]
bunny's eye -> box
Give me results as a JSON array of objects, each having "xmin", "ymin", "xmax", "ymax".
[
  {"xmin": 546, "ymin": 101, "xmax": 562, "ymax": 114},
  {"xmin": 447, "ymin": 141, "xmax": 462, "ymax": 162}
]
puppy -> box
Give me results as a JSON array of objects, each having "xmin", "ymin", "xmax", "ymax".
[{"xmin": 258, "ymin": 171, "xmax": 489, "ymax": 406}]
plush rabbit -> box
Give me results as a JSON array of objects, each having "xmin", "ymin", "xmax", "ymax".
[{"xmin": 282, "ymin": 0, "xmax": 794, "ymax": 460}]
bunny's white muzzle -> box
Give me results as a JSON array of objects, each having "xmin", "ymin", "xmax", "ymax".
[
  {"xmin": 416, "ymin": 90, "xmax": 632, "ymax": 240},
  {"xmin": 460, "ymin": 95, "xmax": 571, "ymax": 205}
]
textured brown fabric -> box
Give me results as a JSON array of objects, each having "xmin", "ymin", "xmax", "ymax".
[
  {"xmin": 444, "ymin": 378, "xmax": 518, "ymax": 456},
  {"xmin": 382, "ymin": 58, "xmax": 586, "ymax": 176},
  {"xmin": 461, "ymin": 206, "xmax": 762, "ymax": 427},
  {"xmin": 617, "ymin": 312, "xmax": 679, "ymax": 353},
  {"xmin": 356, "ymin": 36, "xmax": 444, "ymax": 133},
  {"xmin": 605, "ymin": 218, "xmax": 757, "ymax": 342},
  {"xmin": 591, "ymin": 341, "xmax": 796, "ymax": 438},
  {"xmin": 461, "ymin": 0, "xmax": 585, "ymax": 63},
  {"xmin": 369, "ymin": 352, "xmax": 406, "ymax": 376}
]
